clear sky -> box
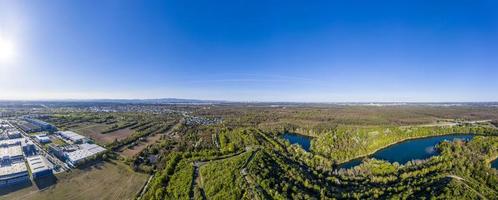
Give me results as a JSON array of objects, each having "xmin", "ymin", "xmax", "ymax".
[{"xmin": 0, "ymin": 0, "xmax": 497, "ymax": 102}]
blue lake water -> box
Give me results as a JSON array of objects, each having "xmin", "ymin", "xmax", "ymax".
[
  {"xmin": 283, "ymin": 133, "xmax": 312, "ymax": 151},
  {"xmin": 492, "ymin": 159, "xmax": 498, "ymax": 169},
  {"xmin": 339, "ymin": 134, "xmax": 474, "ymax": 169}
]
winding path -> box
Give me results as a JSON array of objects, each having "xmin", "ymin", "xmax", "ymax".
[
  {"xmin": 189, "ymin": 147, "xmax": 257, "ymax": 200},
  {"xmin": 446, "ymin": 175, "xmax": 488, "ymax": 200}
]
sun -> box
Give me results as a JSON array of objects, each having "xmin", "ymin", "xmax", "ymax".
[{"xmin": 0, "ymin": 37, "xmax": 17, "ymax": 65}]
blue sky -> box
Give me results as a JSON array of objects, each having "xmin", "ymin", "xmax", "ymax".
[{"xmin": 0, "ymin": 0, "xmax": 497, "ymax": 101}]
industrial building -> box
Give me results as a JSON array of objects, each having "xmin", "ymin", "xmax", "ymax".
[
  {"xmin": 22, "ymin": 140, "xmax": 37, "ymax": 157},
  {"xmin": 48, "ymin": 142, "xmax": 107, "ymax": 167},
  {"xmin": 22, "ymin": 117, "xmax": 56, "ymax": 132},
  {"xmin": 7, "ymin": 131, "xmax": 21, "ymax": 139},
  {"xmin": 34, "ymin": 134, "xmax": 51, "ymax": 144},
  {"xmin": 0, "ymin": 139, "xmax": 30, "ymax": 187},
  {"xmin": 0, "ymin": 120, "xmax": 54, "ymax": 187},
  {"xmin": 0, "ymin": 162, "xmax": 29, "ymax": 187},
  {"xmin": 65, "ymin": 143, "xmax": 106, "ymax": 167},
  {"xmin": 26, "ymin": 155, "xmax": 53, "ymax": 179},
  {"xmin": 0, "ymin": 145, "xmax": 24, "ymax": 162},
  {"xmin": 0, "ymin": 130, "xmax": 21, "ymax": 140},
  {"xmin": 58, "ymin": 131, "xmax": 87, "ymax": 143}
]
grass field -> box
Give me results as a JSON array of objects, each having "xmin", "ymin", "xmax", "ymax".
[
  {"xmin": 73, "ymin": 124, "xmax": 134, "ymax": 145},
  {"xmin": 1, "ymin": 160, "xmax": 148, "ymax": 200}
]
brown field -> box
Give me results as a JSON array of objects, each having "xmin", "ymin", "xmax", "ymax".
[
  {"xmin": 1, "ymin": 160, "xmax": 148, "ymax": 200},
  {"xmin": 118, "ymin": 132, "xmax": 163, "ymax": 158},
  {"xmin": 118, "ymin": 121, "xmax": 181, "ymax": 158},
  {"xmin": 73, "ymin": 124, "xmax": 134, "ymax": 145}
]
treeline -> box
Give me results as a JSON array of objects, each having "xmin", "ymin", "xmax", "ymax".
[{"xmin": 141, "ymin": 153, "xmax": 182, "ymax": 200}]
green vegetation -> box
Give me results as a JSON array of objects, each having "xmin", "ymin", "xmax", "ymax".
[
  {"xmin": 312, "ymin": 124, "xmax": 498, "ymax": 163},
  {"xmin": 199, "ymin": 151, "xmax": 252, "ymax": 199},
  {"xmin": 18, "ymin": 104, "xmax": 498, "ymax": 199},
  {"xmin": 163, "ymin": 159, "xmax": 194, "ymax": 200}
]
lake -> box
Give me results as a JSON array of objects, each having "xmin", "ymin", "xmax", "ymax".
[
  {"xmin": 339, "ymin": 134, "xmax": 474, "ymax": 169},
  {"xmin": 492, "ymin": 159, "xmax": 498, "ymax": 169},
  {"xmin": 283, "ymin": 133, "xmax": 312, "ymax": 151}
]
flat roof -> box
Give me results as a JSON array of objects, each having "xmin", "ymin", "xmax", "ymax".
[
  {"xmin": 0, "ymin": 162, "xmax": 28, "ymax": 180},
  {"xmin": 66, "ymin": 144, "xmax": 106, "ymax": 163},
  {"xmin": 0, "ymin": 138, "xmax": 22, "ymax": 146},
  {"xmin": 35, "ymin": 135, "xmax": 50, "ymax": 141},
  {"xmin": 26, "ymin": 155, "xmax": 51, "ymax": 174},
  {"xmin": 0, "ymin": 145, "xmax": 23, "ymax": 158},
  {"xmin": 59, "ymin": 131, "xmax": 86, "ymax": 141}
]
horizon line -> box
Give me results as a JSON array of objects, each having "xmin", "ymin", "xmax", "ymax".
[{"xmin": 0, "ymin": 97, "xmax": 497, "ymax": 104}]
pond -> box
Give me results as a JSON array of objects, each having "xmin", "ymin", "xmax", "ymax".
[
  {"xmin": 339, "ymin": 134, "xmax": 474, "ymax": 169},
  {"xmin": 283, "ymin": 133, "xmax": 312, "ymax": 151},
  {"xmin": 492, "ymin": 159, "xmax": 498, "ymax": 169}
]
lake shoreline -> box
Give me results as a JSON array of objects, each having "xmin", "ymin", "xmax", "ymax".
[
  {"xmin": 488, "ymin": 155, "xmax": 498, "ymax": 169},
  {"xmin": 336, "ymin": 133, "xmax": 478, "ymax": 167}
]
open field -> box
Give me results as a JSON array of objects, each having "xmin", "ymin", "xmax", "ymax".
[
  {"xmin": 118, "ymin": 132, "xmax": 163, "ymax": 158},
  {"xmin": 73, "ymin": 124, "xmax": 134, "ymax": 145},
  {"xmin": 1, "ymin": 160, "xmax": 148, "ymax": 200},
  {"xmin": 118, "ymin": 120, "xmax": 182, "ymax": 158}
]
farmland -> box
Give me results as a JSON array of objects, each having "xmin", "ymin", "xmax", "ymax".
[{"xmin": 72, "ymin": 123, "xmax": 133, "ymax": 145}]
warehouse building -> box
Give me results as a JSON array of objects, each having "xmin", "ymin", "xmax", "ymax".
[
  {"xmin": 0, "ymin": 162, "xmax": 29, "ymax": 187},
  {"xmin": 34, "ymin": 134, "xmax": 51, "ymax": 144},
  {"xmin": 7, "ymin": 131, "xmax": 21, "ymax": 139},
  {"xmin": 26, "ymin": 155, "xmax": 52, "ymax": 179},
  {"xmin": 0, "ymin": 139, "xmax": 30, "ymax": 187},
  {"xmin": 0, "ymin": 146, "xmax": 24, "ymax": 162},
  {"xmin": 22, "ymin": 140, "xmax": 37, "ymax": 157},
  {"xmin": 58, "ymin": 131, "xmax": 87, "ymax": 144},
  {"xmin": 65, "ymin": 143, "xmax": 106, "ymax": 167},
  {"xmin": 22, "ymin": 117, "xmax": 56, "ymax": 132}
]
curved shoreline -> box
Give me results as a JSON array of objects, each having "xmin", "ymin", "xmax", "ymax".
[
  {"xmin": 335, "ymin": 133, "xmax": 479, "ymax": 166},
  {"xmin": 487, "ymin": 155, "xmax": 498, "ymax": 169}
]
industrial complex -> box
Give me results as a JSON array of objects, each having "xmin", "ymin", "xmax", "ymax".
[{"xmin": 0, "ymin": 118, "xmax": 107, "ymax": 188}]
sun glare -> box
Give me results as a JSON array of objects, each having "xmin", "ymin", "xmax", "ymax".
[{"xmin": 0, "ymin": 37, "xmax": 17, "ymax": 65}]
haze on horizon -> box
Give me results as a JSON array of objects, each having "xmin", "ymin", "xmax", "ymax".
[{"xmin": 0, "ymin": 0, "xmax": 497, "ymax": 102}]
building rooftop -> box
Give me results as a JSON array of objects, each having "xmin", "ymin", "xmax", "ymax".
[
  {"xmin": 0, "ymin": 145, "xmax": 23, "ymax": 159},
  {"xmin": 59, "ymin": 131, "xmax": 86, "ymax": 142},
  {"xmin": 0, "ymin": 162, "xmax": 28, "ymax": 180},
  {"xmin": 0, "ymin": 138, "xmax": 22, "ymax": 147},
  {"xmin": 34, "ymin": 134, "xmax": 51, "ymax": 142},
  {"xmin": 26, "ymin": 155, "xmax": 51, "ymax": 174},
  {"xmin": 66, "ymin": 143, "xmax": 106, "ymax": 164}
]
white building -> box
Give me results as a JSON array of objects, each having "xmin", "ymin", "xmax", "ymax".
[
  {"xmin": 0, "ymin": 139, "xmax": 24, "ymax": 162},
  {"xmin": 26, "ymin": 155, "xmax": 52, "ymax": 179},
  {"xmin": 0, "ymin": 162, "xmax": 29, "ymax": 187},
  {"xmin": 58, "ymin": 131, "xmax": 86, "ymax": 143},
  {"xmin": 0, "ymin": 146, "xmax": 23, "ymax": 162},
  {"xmin": 65, "ymin": 143, "xmax": 106, "ymax": 167},
  {"xmin": 34, "ymin": 134, "xmax": 51, "ymax": 144}
]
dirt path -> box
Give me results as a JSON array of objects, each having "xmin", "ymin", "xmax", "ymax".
[
  {"xmin": 189, "ymin": 148, "xmax": 253, "ymax": 200},
  {"xmin": 136, "ymin": 175, "xmax": 154, "ymax": 200},
  {"xmin": 240, "ymin": 150, "xmax": 266, "ymax": 200},
  {"xmin": 190, "ymin": 162, "xmax": 207, "ymax": 200},
  {"xmin": 446, "ymin": 175, "xmax": 488, "ymax": 200}
]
